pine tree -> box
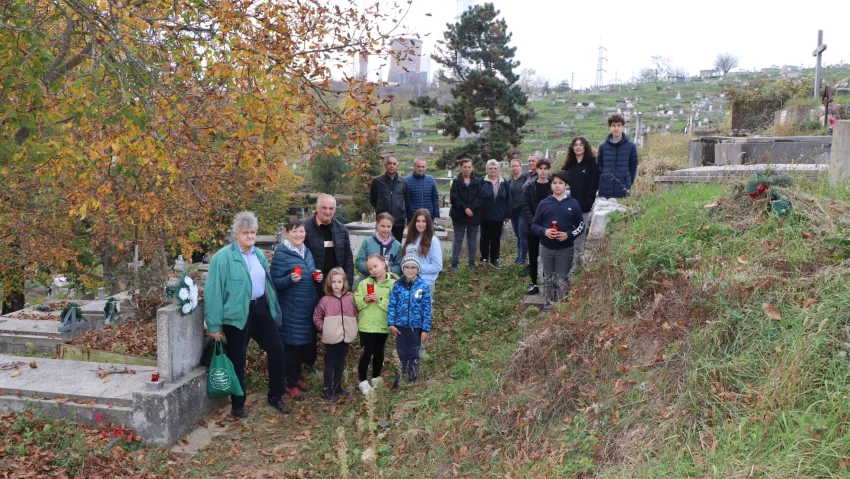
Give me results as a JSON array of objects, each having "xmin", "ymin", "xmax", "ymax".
[{"xmin": 432, "ymin": 3, "xmax": 528, "ymax": 171}]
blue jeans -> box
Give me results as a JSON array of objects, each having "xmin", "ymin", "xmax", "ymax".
[{"xmin": 510, "ymin": 211, "xmax": 528, "ymax": 262}]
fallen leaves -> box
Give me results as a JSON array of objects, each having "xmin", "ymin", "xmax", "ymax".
[
  {"xmin": 29, "ymin": 360, "xmax": 38, "ymax": 368},
  {"xmin": 10, "ymin": 370, "xmax": 21, "ymax": 378},
  {"xmin": 762, "ymin": 302, "xmax": 782, "ymax": 321}
]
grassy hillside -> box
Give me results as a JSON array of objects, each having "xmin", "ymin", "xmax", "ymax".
[{"xmin": 383, "ymin": 66, "xmax": 850, "ymax": 173}]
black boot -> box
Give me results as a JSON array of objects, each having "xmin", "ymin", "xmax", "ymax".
[
  {"xmin": 335, "ymin": 385, "xmax": 350, "ymax": 399},
  {"xmin": 323, "ymin": 387, "xmax": 338, "ymax": 402}
]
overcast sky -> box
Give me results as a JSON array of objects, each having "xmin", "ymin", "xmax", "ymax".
[{"xmin": 371, "ymin": 0, "xmax": 850, "ymax": 89}]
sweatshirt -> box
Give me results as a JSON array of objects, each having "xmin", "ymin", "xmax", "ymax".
[
  {"xmin": 531, "ymin": 194, "xmax": 585, "ymax": 250},
  {"xmin": 403, "ymin": 235, "xmax": 442, "ymax": 285}
]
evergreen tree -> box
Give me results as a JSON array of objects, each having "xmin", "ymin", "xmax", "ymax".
[{"xmin": 432, "ymin": 3, "xmax": 527, "ymax": 171}]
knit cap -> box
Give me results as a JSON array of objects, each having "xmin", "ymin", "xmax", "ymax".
[{"xmin": 401, "ymin": 254, "xmax": 420, "ymax": 270}]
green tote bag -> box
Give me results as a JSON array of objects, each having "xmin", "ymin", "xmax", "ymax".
[{"xmin": 207, "ymin": 341, "xmax": 244, "ymax": 398}]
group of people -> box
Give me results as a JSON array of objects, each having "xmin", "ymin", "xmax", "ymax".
[
  {"xmin": 205, "ymin": 195, "xmax": 442, "ymax": 418},
  {"xmin": 448, "ymin": 114, "xmax": 638, "ymax": 306},
  {"xmin": 203, "ymin": 114, "xmax": 637, "ymax": 418}
]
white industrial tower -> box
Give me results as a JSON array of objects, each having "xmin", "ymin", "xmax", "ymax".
[{"xmin": 595, "ymin": 36, "xmax": 607, "ymax": 93}]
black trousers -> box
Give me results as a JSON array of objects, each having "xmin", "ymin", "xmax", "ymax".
[
  {"xmin": 392, "ymin": 224, "xmax": 405, "ymax": 242},
  {"xmin": 283, "ymin": 343, "xmax": 308, "ymax": 388},
  {"xmin": 358, "ymin": 332, "xmax": 388, "ymax": 382},
  {"xmin": 527, "ymin": 233, "xmax": 541, "ymax": 285},
  {"xmin": 303, "ymin": 326, "xmax": 318, "ymax": 367},
  {"xmin": 324, "ymin": 342, "xmax": 350, "ymax": 390},
  {"xmin": 222, "ymin": 295, "xmax": 285, "ymax": 409},
  {"xmin": 479, "ymin": 220, "xmax": 503, "ymax": 263}
]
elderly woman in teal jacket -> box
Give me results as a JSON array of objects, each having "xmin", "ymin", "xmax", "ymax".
[{"xmin": 205, "ymin": 211, "xmax": 291, "ymax": 418}]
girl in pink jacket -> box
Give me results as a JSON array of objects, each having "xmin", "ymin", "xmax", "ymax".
[{"xmin": 314, "ymin": 267, "xmax": 358, "ymax": 402}]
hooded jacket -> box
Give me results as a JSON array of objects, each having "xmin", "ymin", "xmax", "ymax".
[
  {"xmin": 479, "ymin": 176, "xmax": 511, "ymax": 222},
  {"xmin": 406, "ymin": 173, "xmax": 440, "ymax": 221},
  {"xmin": 449, "ymin": 174, "xmax": 482, "ymax": 224},
  {"xmin": 403, "ymin": 235, "xmax": 442, "ymax": 285},
  {"xmin": 354, "ymin": 273, "xmax": 398, "ymax": 334},
  {"xmin": 387, "ymin": 275, "xmax": 432, "ymax": 332},
  {"xmin": 597, "ymin": 133, "xmax": 638, "ymax": 198},
  {"xmin": 270, "ymin": 241, "xmax": 317, "ymax": 346},
  {"xmin": 355, "ymin": 234, "xmax": 403, "ymax": 278},
  {"xmin": 313, "ymin": 292, "xmax": 358, "ymax": 344},
  {"xmin": 370, "ymin": 173, "xmax": 409, "ymax": 226}
]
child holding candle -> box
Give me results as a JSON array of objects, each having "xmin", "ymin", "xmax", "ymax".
[
  {"xmin": 354, "ymin": 254, "xmax": 398, "ymax": 395},
  {"xmin": 531, "ymin": 171, "xmax": 584, "ymax": 310}
]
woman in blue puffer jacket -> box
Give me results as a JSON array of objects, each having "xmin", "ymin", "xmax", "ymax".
[{"xmin": 270, "ymin": 221, "xmax": 322, "ymax": 400}]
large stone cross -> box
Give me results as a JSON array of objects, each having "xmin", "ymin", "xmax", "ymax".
[{"xmin": 812, "ymin": 29, "xmax": 827, "ymax": 99}]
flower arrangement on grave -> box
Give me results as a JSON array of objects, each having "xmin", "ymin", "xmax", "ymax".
[
  {"xmin": 59, "ymin": 302, "xmax": 82, "ymax": 325},
  {"xmin": 176, "ymin": 274, "xmax": 199, "ymax": 316},
  {"xmin": 744, "ymin": 169, "xmax": 794, "ymax": 217}
]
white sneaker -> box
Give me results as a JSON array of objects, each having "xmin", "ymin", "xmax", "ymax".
[
  {"xmin": 370, "ymin": 377, "xmax": 380, "ymax": 388},
  {"xmin": 359, "ymin": 380, "xmax": 372, "ymax": 396}
]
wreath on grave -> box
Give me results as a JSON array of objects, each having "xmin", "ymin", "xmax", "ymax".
[
  {"xmin": 745, "ymin": 170, "xmax": 794, "ymax": 217},
  {"xmin": 176, "ymin": 274, "xmax": 199, "ymax": 316}
]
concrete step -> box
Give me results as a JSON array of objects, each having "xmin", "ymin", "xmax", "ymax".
[{"xmin": 522, "ymin": 293, "xmax": 547, "ymax": 310}]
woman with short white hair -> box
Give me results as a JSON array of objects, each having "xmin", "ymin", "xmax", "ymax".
[
  {"xmin": 477, "ymin": 159, "xmax": 511, "ymax": 269},
  {"xmin": 204, "ymin": 211, "xmax": 291, "ymax": 418}
]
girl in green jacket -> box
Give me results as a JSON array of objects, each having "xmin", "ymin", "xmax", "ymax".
[{"xmin": 354, "ymin": 254, "xmax": 398, "ymax": 395}]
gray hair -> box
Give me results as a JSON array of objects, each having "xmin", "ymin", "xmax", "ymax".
[
  {"xmin": 385, "ymin": 156, "xmax": 398, "ymax": 165},
  {"xmin": 485, "ymin": 159, "xmax": 500, "ymax": 168},
  {"xmin": 232, "ymin": 211, "xmax": 259, "ymax": 234},
  {"xmin": 414, "ymin": 157, "xmax": 426, "ymax": 165},
  {"xmin": 532, "ymin": 151, "xmax": 544, "ymax": 159},
  {"xmin": 316, "ymin": 193, "xmax": 337, "ymax": 208}
]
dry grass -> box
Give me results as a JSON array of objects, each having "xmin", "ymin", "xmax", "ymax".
[{"xmin": 631, "ymin": 135, "xmax": 690, "ymax": 195}]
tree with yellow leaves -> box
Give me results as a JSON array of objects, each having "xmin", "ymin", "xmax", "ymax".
[{"xmin": 0, "ymin": 0, "xmax": 406, "ymax": 303}]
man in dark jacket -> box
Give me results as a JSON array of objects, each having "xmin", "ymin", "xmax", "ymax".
[
  {"xmin": 302, "ymin": 193, "xmax": 354, "ymax": 372},
  {"xmin": 370, "ymin": 156, "xmax": 409, "ymax": 240},
  {"xmin": 507, "ymin": 158, "xmax": 528, "ymax": 265},
  {"xmin": 406, "ymin": 157, "xmax": 440, "ymax": 222},
  {"xmin": 597, "ymin": 114, "xmax": 638, "ymax": 198},
  {"xmin": 449, "ymin": 158, "xmax": 482, "ymax": 272}
]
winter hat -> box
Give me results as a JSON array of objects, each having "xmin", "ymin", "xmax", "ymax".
[{"xmin": 401, "ymin": 254, "xmax": 420, "ymax": 271}]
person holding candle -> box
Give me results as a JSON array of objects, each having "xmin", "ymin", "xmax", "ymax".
[
  {"xmin": 270, "ymin": 221, "xmax": 324, "ymax": 400},
  {"xmin": 354, "ymin": 254, "xmax": 398, "ymax": 395},
  {"xmin": 531, "ymin": 171, "xmax": 585, "ymax": 310}
]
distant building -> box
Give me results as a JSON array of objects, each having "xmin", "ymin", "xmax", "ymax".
[
  {"xmin": 387, "ymin": 37, "xmax": 423, "ymax": 84},
  {"xmin": 761, "ymin": 67, "xmax": 780, "ymax": 74},
  {"xmin": 700, "ymin": 69, "xmax": 720, "ymax": 78},
  {"xmin": 670, "ymin": 75, "xmax": 686, "ymax": 83}
]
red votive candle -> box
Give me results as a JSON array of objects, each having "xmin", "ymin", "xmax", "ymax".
[{"xmin": 294, "ymin": 266, "xmax": 302, "ymax": 275}]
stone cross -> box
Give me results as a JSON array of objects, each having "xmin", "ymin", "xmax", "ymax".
[
  {"xmin": 813, "ymin": 29, "xmax": 827, "ymax": 99},
  {"xmin": 125, "ymin": 225, "xmax": 144, "ymax": 270}
]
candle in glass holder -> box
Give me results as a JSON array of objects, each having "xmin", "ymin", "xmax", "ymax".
[
  {"xmin": 551, "ymin": 220, "xmax": 558, "ymax": 232},
  {"xmin": 367, "ymin": 283, "xmax": 375, "ymax": 298},
  {"xmin": 151, "ymin": 373, "xmax": 160, "ymax": 382},
  {"xmin": 313, "ymin": 270, "xmax": 322, "ymax": 282}
]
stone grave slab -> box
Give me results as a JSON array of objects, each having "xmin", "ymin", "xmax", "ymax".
[
  {"xmin": 655, "ymin": 164, "xmax": 828, "ymax": 185},
  {"xmin": 0, "ymin": 309, "xmax": 65, "ymax": 354}
]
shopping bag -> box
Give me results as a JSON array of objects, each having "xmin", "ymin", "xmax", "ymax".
[{"xmin": 207, "ymin": 341, "xmax": 243, "ymax": 398}]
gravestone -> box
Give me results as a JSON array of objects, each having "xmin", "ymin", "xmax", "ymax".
[{"xmin": 829, "ymin": 120, "xmax": 850, "ymax": 185}]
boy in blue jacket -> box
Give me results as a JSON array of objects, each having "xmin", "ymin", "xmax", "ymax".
[
  {"xmin": 597, "ymin": 113, "xmax": 638, "ymax": 199},
  {"xmin": 388, "ymin": 254, "xmax": 432, "ymax": 387}
]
